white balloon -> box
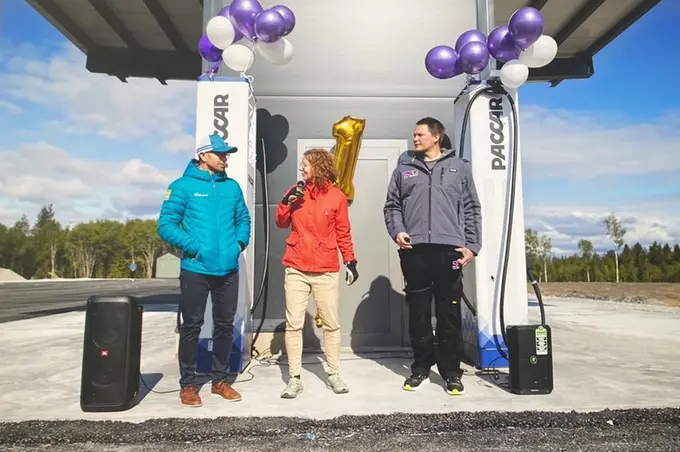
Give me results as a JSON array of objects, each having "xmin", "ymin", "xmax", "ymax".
[
  {"xmin": 255, "ymin": 38, "xmax": 294, "ymax": 65},
  {"xmin": 500, "ymin": 60, "xmax": 529, "ymax": 89},
  {"xmin": 206, "ymin": 16, "xmax": 236, "ymax": 50},
  {"xmin": 518, "ymin": 35, "xmax": 558, "ymax": 68},
  {"xmin": 222, "ymin": 43, "xmax": 255, "ymax": 72}
]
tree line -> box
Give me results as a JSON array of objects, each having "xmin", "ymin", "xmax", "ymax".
[
  {"xmin": 1, "ymin": 206, "xmax": 678, "ymax": 282},
  {"xmin": 526, "ymin": 213, "xmax": 680, "ymax": 283},
  {"xmin": 0, "ymin": 205, "xmax": 172, "ymax": 280}
]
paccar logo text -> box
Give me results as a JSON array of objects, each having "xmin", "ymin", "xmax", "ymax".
[
  {"xmin": 489, "ymin": 97, "xmax": 506, "ymax": 171},
  {"xmin": 213, "ymin": 94, "xmax": 229, "ymax": 140}
]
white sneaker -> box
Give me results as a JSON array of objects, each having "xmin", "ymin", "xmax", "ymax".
[
  {"xmin": 326, "ymin": 374, "xmax": 349, "ymax": 394},
  {"xmin": 281, "ymin": 377, "xmax": 304, "ymax": 399}
]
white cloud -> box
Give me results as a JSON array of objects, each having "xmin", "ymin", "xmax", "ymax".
[
  {"xmin": 163, "ymin": 134, "xmax": 196, "ymax": 154},
  {"xmin": 524, "ymin": 197, "xmax": 680, "ymax": 256},
  {"xmin": 0, "ymin": 43, "xmax": 196, "ymax": 148},
  {"xmin": 520, "ymin": 105, "xmax": 680, "ymax": 179},
  {"xmin": 0, "ymin": 142, "xmax": 173, "ymax": 226},
  {"xmin": 0, "ymin": 100, "xmax": 22, "ymax": 114}
]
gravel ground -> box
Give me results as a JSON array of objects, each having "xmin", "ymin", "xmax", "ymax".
[{"xmin": 1, "ymin": 408, "xmax": 678, "ymax": 451}]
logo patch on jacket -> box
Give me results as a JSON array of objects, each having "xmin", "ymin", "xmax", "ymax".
[
  {"xmin": 164, "ymin": 189, "xmax": 172, "ymax": 200},
  {"xmin": 402, "ymin": 169, "xmax": 418, "ymax": 179},
  {"xmin": 194, "ymin": 193, "xmax": 208, "ymax": 197}
]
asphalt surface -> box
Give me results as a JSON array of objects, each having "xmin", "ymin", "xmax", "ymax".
[
  {"xmin": 1, "ymin": 408, "xmax": 679, "ymax": 451},
  {"xmin": 0, "ymin": 279, "xmax": 181, "ymax": 323}
]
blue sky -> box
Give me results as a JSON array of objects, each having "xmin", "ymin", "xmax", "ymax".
[{"xmin": 0, "ymin": 0, "xmax": 678, "ymax": 256}]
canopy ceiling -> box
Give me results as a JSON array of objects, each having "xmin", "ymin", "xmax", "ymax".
[{"xmin": 26, "ymin": 0, "xmax": 661, "ymax": 85}]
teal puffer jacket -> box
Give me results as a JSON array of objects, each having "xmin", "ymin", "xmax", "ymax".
[{"xmin": 158, "ymin": 160, "xmax": 251, "ymax": 277}]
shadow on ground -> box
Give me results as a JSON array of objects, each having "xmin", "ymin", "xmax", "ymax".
[
  {"xmin": 474, "ymin": 369, "xmax": 512, "ymax": 393},
  {"xmin": 349, "ymin": 275, "xmax": 478, "ymax": 391},
  {"xmin": 137, "ymin": 373, "xmax": 167, "ymax": 403},
  {"xmin": 271, "ymin": 313, "xmax": 329, "ymax": 386}
]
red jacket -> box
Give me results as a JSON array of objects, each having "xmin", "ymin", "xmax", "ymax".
[{"xmin": 275, "ymin": 183, "xmax": 356, "ymax": 273}]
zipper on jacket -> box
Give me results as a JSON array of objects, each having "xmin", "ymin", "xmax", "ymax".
[
  {"xmin": 407, "ymin": 154, "xmax": 451, "ymax": 244},
  {"xmin": 213, "ymin": 175, "xmax": 219, "ymax": 269},
  {"xmin": 427, "ymin": 168, "xmax": 432, "ymax": 243}
]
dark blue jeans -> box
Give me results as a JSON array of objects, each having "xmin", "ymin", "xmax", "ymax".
[{"xmin": 178, "ymin": 268, "xmax": 239, "ymax": 388}]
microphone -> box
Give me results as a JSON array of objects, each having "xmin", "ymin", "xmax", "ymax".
[{"xmin": 296, "ymin": 180, "xmax": 305, "ymax": 188}]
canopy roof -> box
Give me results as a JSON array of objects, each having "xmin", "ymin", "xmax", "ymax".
[{"xmin": 26, "ymin": 0, "xmax": 660, "ymax": 86}]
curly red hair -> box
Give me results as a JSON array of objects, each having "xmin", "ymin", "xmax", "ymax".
[{"xmin": 303, "ymin": 148, "xmax": 336, "ymax": 187}]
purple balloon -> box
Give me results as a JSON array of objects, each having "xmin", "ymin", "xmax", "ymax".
[
  {"xmin": 455, "ymin": 29, "xmax": 486, "ymax": 53},
  {"xmin": 218, "ymin": 4, "xmax": 244, "ymax": 42},
  {"xmin": 509, "ymin": 6, "xmax": 544, "ymax": 49},
  {"xmin": 271, "ymin": 5, "xmax": 295, "ymax": 36},
  {"xmin": 458, "ymin": 41, "xmax": 490, "ymax": 74},
  {"xmin": 254, "ymin": 9, "xmax": 286, "ymax": 42},
  {"xmin": 487, "ymin": 25, "xmax": 522, "ymax": 62},
  {"xmin": 198, "ymin": 34, "xmax": 222, "ymax": 63},
  {"xmin": 229, "ymin": 0, "xmax": 263, "ymax": 41},
  {"xmin": 425, "ymin": 45, "xmax": 460, "ymax": 79}
]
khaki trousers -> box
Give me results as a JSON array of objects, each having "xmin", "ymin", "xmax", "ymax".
[{"xmin": 283, "ymin": 267, "xmax": 341, "ymax": 377}]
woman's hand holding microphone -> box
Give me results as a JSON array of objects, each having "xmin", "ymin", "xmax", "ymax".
[{"xmin": 282, "ymin": 181, "xmax": 305, "ymax": 205}]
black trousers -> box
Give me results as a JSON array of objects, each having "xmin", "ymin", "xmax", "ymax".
[
  {"xmin": 178, "ymin": 268, "xmax": 239, "ymax": 388},
  {"xmin": 399, "ymin": 244, "xmax": 464, "ymax": 379}
]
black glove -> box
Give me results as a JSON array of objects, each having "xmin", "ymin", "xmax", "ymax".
[
  {"xmin": 345, "ymin": 260, "xmax": 358, "ymax": 286},
  {"xmin": 282, "ymin": 184, "xmax": 304, "ymax": 205},
  {"xmin": 238, "ymin": 241, "xmax": 245, "ymax": 252}
]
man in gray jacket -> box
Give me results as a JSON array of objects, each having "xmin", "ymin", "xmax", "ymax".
[{"xmin": 383, "ymin": 117, "xmax": 482, "ymax": 395}]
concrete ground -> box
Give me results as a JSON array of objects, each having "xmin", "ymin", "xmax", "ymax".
[
  {"xmin": 1, "ymin": 289, "xmax": 679, "ymax": 450},
  {"xmin": 1, "ymin": 295, "xmax": 679, "ymax": 423}
]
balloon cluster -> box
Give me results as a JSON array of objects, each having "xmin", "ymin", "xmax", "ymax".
[
  {"xmin": 425, "ymin": 7, "xmax": 558, "ymax": 89},
  {"xmin": 198, "ymin": 0, "xmax": 296, "ymax": 75}
]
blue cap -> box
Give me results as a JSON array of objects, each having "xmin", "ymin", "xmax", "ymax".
[{"xmin": 196, "ymin": 132, "xmax": 238, "ymax": 157}]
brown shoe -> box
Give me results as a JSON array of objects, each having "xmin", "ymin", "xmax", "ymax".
[
  {"xmin": 211, "ymin": 381, "xmax": 242, "ymax": 402},
  {"xmin": 180, "ymin": 385, "xmax": 202, "ymax": 407}
]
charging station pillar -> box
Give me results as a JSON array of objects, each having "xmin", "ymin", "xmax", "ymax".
[
  {"xmin": 455, "ymin": 87, "xmax": 529, "ymax": 370},
  {"xmin": 194, "ymin": 76, "xmax": 256, "ymax": 375}
]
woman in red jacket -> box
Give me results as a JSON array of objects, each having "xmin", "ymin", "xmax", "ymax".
[{"xmin": 275, "ymin": 148, "xmax": 359, "ymax": 399}]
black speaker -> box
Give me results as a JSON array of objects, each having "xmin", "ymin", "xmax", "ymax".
[
  {"xmin": 506, "ymin": 324, "xmax": 553, "ymax": 395},
  {"xmin": 80, "ymin": 296, "xmax": 143, "ymax": 412}
]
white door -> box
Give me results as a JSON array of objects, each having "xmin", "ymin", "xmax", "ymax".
[{"xmin": 296, "ymin": 139, "xmax": 408, "ymax": 350}]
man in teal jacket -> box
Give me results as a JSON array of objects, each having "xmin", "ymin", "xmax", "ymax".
[{"xmin": 158, "ymin": 132, "xmax": 251, "ymax": 407}]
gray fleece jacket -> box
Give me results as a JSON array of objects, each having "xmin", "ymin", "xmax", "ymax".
[{"xmin": 383, "ymin": 150, "xmax": 482, "ymax": 255}]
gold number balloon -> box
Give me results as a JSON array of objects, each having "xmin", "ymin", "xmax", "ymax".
[
  {"xmin": 332, "ymin": 116, "xmax": 366, "ymax": 201},
  {"xmin": 313, "ymin": 117, "xmax": 366, "ymax": 328}
]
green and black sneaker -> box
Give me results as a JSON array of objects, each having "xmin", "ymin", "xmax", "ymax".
[
  {"xmin": 402, "ymin": 373, "xmax": 430, "ymax": 391},
  {"xmin": 445, "ymin": 376, "xmax": 465, "ymax": 395}
]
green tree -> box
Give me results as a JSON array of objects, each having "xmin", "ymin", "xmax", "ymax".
[
  {"xmin": 603, "ymin": 213, "xmax": 626, "ymax": 283},
  {"xmin": 577, "ymin": 239, "xmax": 593, "ymax": 282},
  {"xmin": 539, "ymin": 235, "xmax": 552, "ymax": 283},
  {"xmin": 5, "ymin": 215, "xmax": 37, "ymax": 278},
  {"xmin": 31, "ymin": 204, "xmax": 63, "ymax": 278},
  {"xmin": 124, "ymin": 219, "xmax": 165, "ymax": 278},
  {"xmin": 524, "ymin": 228, "xmax": 541, "ymax": 279}
]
